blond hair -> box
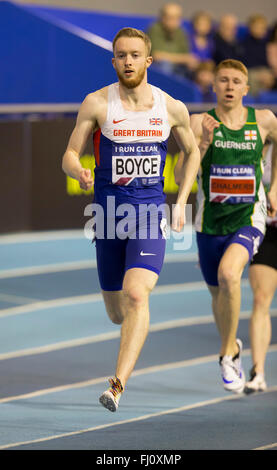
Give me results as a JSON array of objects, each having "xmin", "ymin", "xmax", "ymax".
[
  {"xmin": 113, "ymin": 27, "xmax": 152, "ymax": 56},
  {"xmin": 215, "ymin": 59, "xmax": 248, "ymax": 81}
]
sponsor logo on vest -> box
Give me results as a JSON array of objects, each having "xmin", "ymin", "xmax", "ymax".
[
  {"xmin": 113, "ymin": 118, "xmax": 126, "ymax": 124},
  {"xmin": 214, "ymin": 140, "xmax": 256, "ymax": 150}
]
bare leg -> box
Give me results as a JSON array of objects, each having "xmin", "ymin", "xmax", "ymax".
[
  {"xmin": 102, "ymin": 290, "xmax": 126, "ymax": 325},
  {"xmin": 216, "ymin": 243, "xmax": 249, "ymax": 357},
  {"xmin": 115, "ymin": 268, "xmax": 158, "ymax": 388},
  {"xmin": 248, "ymin": 264, "xmax": 276, "ymax": 375},
  {"xmin": 208, "ymin": 285, "xmax": 221, "ymax": 334},
  {"xmin": 102, "ymin": 268, "xmax": 158, "ymax": 389}
]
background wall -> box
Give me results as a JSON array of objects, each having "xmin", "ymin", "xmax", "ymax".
[
  {"xmin": 1, "ymin": 0, "xmax": 276, "ymax": 233},
  {"xmin": 11, "ymin": 0, "xmax": 277, "ymax": 22}
]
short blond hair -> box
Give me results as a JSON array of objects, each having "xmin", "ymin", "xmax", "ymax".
[
  {"xmin": 113, "ymin": 27, "xmax": 152, "ymax": 56},
  {"xmin": 215, "ymin": 59, "xmax": 248, "ymax": 81}
]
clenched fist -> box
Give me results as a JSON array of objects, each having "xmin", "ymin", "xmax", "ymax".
[
  {"xmin": 79, "ymin": 168, "xmax": 94, "ymax": 191},
  {"xmin": 201, "ymin": 113, "xmax": 220, "ymax": 145}
]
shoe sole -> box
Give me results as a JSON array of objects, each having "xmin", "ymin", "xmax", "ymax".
[
  {"xmin": 99, "ymin": 393, "xmax": 117, "ymax": 412},
  {"xmin": 224, "ymin": 384, "xmax": 245, "ymax": 394},
  {"xmin": 244, "ymin": 385, "xmax": 267, "ymax": 395}
]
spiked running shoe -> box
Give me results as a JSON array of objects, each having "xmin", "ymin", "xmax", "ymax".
[
  {"xmin": 99, "ymin": 377, "xmax": 123, "ymax": 412},
  {"xmin": 244, "ymin": 366, "xmax": 267, "ymax": 394},
  {"xmin": 220, "ymin": 339, "xmax": 245, "ymax": 394}
]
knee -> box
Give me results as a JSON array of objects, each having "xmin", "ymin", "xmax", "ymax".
[
  {"xmin": 252, "ymin": 288, "xmax": 272, "ymax": 312},
  {"xmin": 217, "ymin": 266, "xmax": 240, "ymax": 291},
  {"xmin": 123, "ymin": 285, "xmax": 148, "ymax": 310}
]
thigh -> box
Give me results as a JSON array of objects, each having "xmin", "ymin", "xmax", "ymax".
[
  {"xmin": 125, "ymin": 215, "xmax": 166, "ymax": 277},
  {"xmin": 218, "ymin": 226, "xmax": 265, "ymax": 281},
  {"xmin": 95, "ymin": 237, "xmax": 127, "ymax": 291},
  {"xmin": 227, "ymin": 226, "xmax": 265, "ymax": 263},
  {"xmin": 218, "ymin": 242, "xmax": 249, "ymax": 280},
  {"xmin": 196, "ymin": 232, "xmax": 228, "ymax": 286},
  {"xmin": 123, "ymin": 267, "xmax": 159, "ymax": 296},
  {"xmin": 250, "ymin": 225, "xmax": 277, "ymax": 270},
  {"xmin": 249, "ymin": 264, "xmax": 277, "ymax": 299}
]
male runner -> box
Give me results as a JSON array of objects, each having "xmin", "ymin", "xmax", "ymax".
[
  {"xmin": 62, "ymin": 27, "xmax": 200, "ymax": 411},
  {"xmin": 245, "ymin": 142, "xmax": 277, "ymax": 393},
  {"xmin": 175, "ymin": 59, "xmax": 277, "ymax": 393}
]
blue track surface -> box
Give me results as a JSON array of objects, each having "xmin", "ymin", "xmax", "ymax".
[{"xmin": 0, "ymin": 229, "xmax": 276, "ymax": 451}]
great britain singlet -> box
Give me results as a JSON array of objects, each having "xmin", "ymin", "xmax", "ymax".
[
  {"xmin": 195, "ymin": 107, "xmax": 267, "ymax": 235},
  {"xmin": 92, "ymin": 83, "xmax": 171, "ymax": 212}
]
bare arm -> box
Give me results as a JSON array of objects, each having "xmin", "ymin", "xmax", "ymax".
[
  {"xmin": 257, "ymin": 109, "xmax": 277, "ymax": 217},
  {"xmin": 168, "ymin": 99, "xmax": 200, "ymax": 230},
  {"xmin": 62, "ymin": 93, "xmax": 101, "ymax": 190},
  {"xmin": 174, "ymin": 112, "xmax": 218, "ymax": 184}
]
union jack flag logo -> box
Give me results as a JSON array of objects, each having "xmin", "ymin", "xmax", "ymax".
[{"xmin": 149, "ymin": 118, "xmax": 163, "ymax": 125}]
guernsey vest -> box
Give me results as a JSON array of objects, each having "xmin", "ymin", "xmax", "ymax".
[{"xmin": 195, "ymin": 107, "xmax": 267, "ymax": 235}]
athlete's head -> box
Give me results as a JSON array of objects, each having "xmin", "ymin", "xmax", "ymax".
[
  {"xmin": 112, "ymin": 28, "xmax": 152, "ymax": 89},
  {"xmin": 213, "ymin": 59, "xmax": 249, "ymax": 106}
]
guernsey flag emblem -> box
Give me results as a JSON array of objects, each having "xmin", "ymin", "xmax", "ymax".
[{"xmin": 244, "ymin": 130, "xmax": 257, "ymax": 140}]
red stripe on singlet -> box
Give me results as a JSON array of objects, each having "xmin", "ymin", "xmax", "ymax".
[{"xmin": 93, "ymin": 129, "xmax": 101, "ymax": 166}]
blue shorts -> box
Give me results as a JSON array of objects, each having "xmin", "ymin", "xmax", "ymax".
[
  {"xmin": 95, "ymin": 213, "xmax": 167, "ymax": 291},
  {"xmin": 196, "ymin": 226, "xmax": 264, "ymax": 286}
]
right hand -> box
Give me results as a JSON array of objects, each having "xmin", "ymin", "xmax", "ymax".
[
  {"xmin": 171, "ymin": 202, "xmax": 186, "ymax": 233},
  {"xmin": 79, "ymin": 168, "xmax": 93, "ymax": 191},
  {"xmin": 201, "ymin": 113, "xmax": 220, "ymax": 145}
]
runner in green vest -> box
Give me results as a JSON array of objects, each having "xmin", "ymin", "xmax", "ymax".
[{"xmin": 175, "ymin": 59, "xmax": 277, "ymax": 394}]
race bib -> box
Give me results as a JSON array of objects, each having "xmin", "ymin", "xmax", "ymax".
[
  {"xmin": 112, "ymin": 142, "xmax": 161, "ymax": 186},
  {"xmin": 209, "ymin": 164, "xmax": 256, "ymax": 204}
]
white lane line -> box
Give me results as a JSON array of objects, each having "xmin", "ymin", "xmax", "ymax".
[
  {"xmin": 1, "ymin": 384, "xmax": 277, "ymax": 450},
  {"xmin": 1, "ymin": 345, "xmax": 276, "ymax": 405},
  {"xmin": 0, "ymin": 230, "xmax": 85, "ymax": 244},
  {"xmin": 0, "ymin": 293, "xmax": 103, "ymax": 318},
  {"xmin": 0, "ymin": 252, "xmax": 198, "ymax": 279},
  {"xmin": 0, "ymin": 279, "xmax": 251, "ymax": 319},
  {"xmin": 0, "ymin": 260, "xmax": 97, "ymax": 279},
  {"xmin": 0, "ymin": 352, "xmax": 223, "ymax": 404},
  {"xmin": 0, "ymin": 227, "xmax": 194, "ymax": 244},
  {"xmin": 253, "ymin": 442, "xmax": 277, "ymax": 450},
  {"xmin": 1, "ymin": 302, "xmax": 271, "ymax": 362},
  {"xmin": 0, "ymin": 293, "xmax": 41, "ymax": 305}
]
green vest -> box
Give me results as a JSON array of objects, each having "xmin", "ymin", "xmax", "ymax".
[{"xmin": 195, "ymin": 107, "xmax": 267, "ymax": 235}]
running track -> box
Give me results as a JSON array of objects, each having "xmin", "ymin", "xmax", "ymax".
[{"xmin": 0, "ymin": 228, "xmax": 276, "ymax": 451}]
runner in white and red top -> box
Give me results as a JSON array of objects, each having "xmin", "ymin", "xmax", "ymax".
[{"xmin": 62, "ymin": 27, "xmax": 200, "ymax": 412}]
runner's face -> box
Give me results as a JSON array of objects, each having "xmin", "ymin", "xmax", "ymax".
[
  {"xmin": 213, "ymin": 68, "xmax": 249, "ymax": 107},
  {"xmin": 112, "ymin": 37, "xmax": 152, "ymax": 89}
]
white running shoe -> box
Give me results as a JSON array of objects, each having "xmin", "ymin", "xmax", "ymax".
[
  {"xmin": 244, "ymin": 367, "xmax": 267, "ymax": 394},
  {"xmin": 99, "ymin": 377, "xmax": 123, "ymax": 412},
  {"xmin": 220, "ymin": 339, "xmax": 245, "ymax": 394}
]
